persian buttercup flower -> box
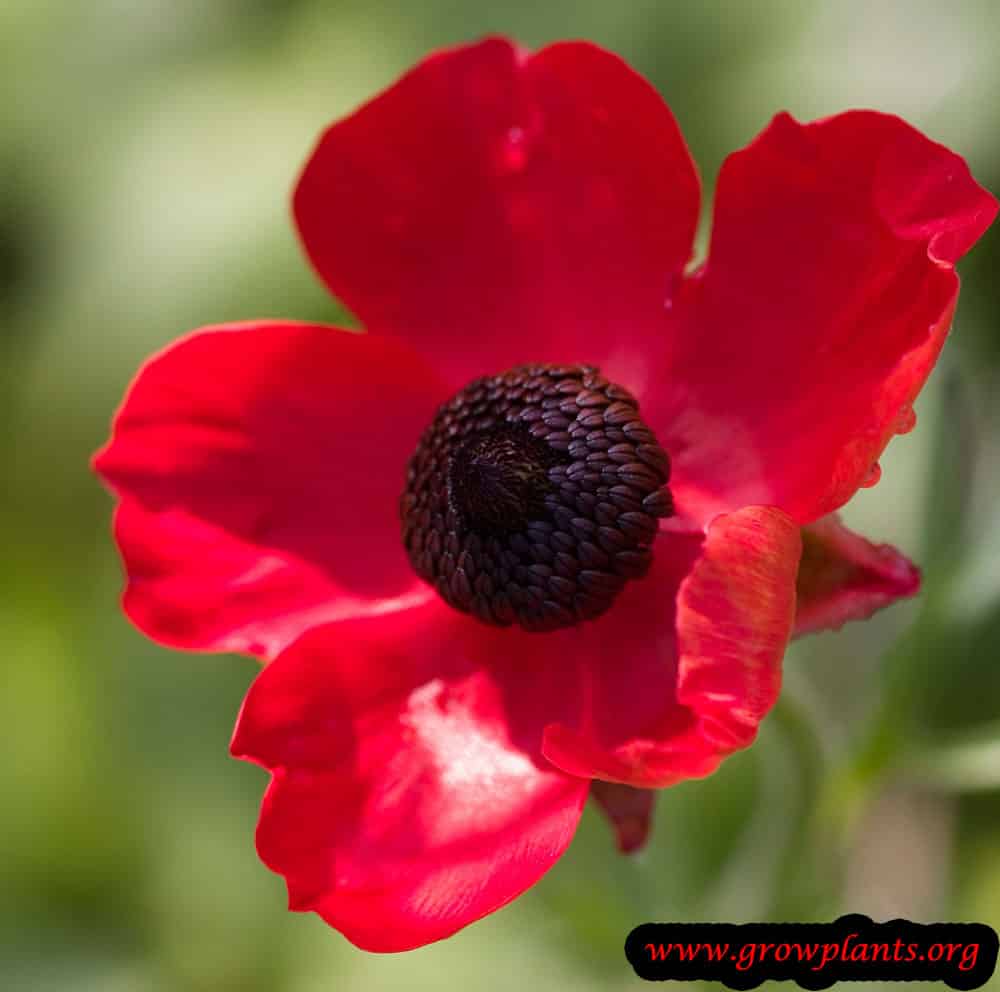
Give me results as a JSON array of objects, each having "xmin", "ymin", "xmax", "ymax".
[{"xmin": 94, "ymin": 38, "xmax": 996, "ymax": 951}]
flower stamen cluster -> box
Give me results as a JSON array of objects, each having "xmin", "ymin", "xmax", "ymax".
[{"xmin": 400, "ymin": 364, "xmax": 673, "ymax": 630}]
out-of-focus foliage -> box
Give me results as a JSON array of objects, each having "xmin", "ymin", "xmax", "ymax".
[{"xmin": 1, "ymin": 2, "xmax": 998, "ymax": 990}]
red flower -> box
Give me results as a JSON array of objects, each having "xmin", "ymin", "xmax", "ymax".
[{"xmin": 94, "ymin": 37, "xmax": 996, "ymax": 951}]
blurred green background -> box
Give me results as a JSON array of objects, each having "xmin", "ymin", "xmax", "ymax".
[{"xmin": 2, "ymin": 1, "xmax": 999, "ymax": 989}]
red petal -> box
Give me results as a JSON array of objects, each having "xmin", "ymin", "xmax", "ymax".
[
  {"xmin": 230, "ymin": 509, "xmax": 798, "ymax": 943},
  {"xmin": 231, "ymin": 604, "xmax": 588, "ymax": 951},
  {"xmin": 542, "ymin": 507, "xmax": 801, "ymax": 787},
  {"xmin": 646, "ymin": 111, "xmax": 997, "ymax": 526},
  {"xmin": 294, "ymin": 37, "xmax": 699, "ymax": 389},
  {"xmin": 590, "ymin": 781, "xmax": 656, "ymax": 854},
  {"xmin": 794, "ymin": 514, "xmax": 920, "ymax": 637},
  {"xmin": 94, "ymin": 322, "xmax": 446, "ymax": 657}
]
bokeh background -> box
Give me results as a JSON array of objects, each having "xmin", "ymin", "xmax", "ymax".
[{"xmin": 2, "ymin": 1, "xmax": 999, "ymax": 989}]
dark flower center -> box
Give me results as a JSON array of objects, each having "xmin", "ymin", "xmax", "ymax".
[{"xmin": 400, "ymin": 364, "xmax": 674, "ymax": 632}]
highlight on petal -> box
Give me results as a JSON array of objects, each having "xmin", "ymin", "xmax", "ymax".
[
  {"xmin": 590, "ymin": 781, "xmax": 656, "ymax": 854},
  {"xmin": 231, "ymin": 602, "xmax": 589, "ymax": 952},
  {"xmin": 646, "ymin": 110, "xmax": 997, "ymax": 527},
  {"xmin": 294, "ymin": 37, "xmax": 699, "ymax": 390},
  {"xmin": 794, "ymin": 514, "xmax": 920, "ymax": 637},
  {"xmin": 94, "ymin": 322, "xmax": 447, "ymax": 658},
  {"xmin": 542, "ymin": 507, "xmax": 801, "ymax": 788}
]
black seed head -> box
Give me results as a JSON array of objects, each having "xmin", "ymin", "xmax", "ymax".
[{"xmin": 400, "ymin": 365, "xmax": 673, "ymax": 632}]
